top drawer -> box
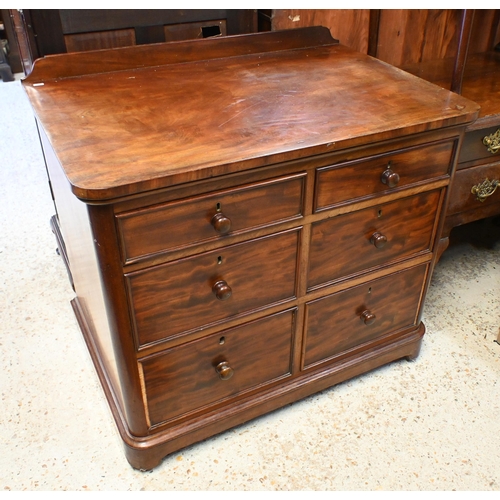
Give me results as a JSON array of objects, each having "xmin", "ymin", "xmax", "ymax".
[
  {"xmin": 458, "ymin": 126, "xmax": 500, "ymax": 167},
  {"xmin": 315, "ymin": 139, "xmax": 455, "ymax": 211},
  {"xmin": 116, "ymin": 173, "xmax": 305, "ymax": 263}
]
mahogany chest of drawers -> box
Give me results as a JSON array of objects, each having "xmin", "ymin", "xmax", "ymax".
[{"xmin": 23, "ymin": 27, "xmax": 479, "ymax": 470}]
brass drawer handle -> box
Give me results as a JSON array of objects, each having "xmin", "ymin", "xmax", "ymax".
[
  {"xmin": 482, "ymin": 129, "xmax": 500, "ymax": 154},
  {"xmin": 471, "ymin": 178, "xmax": 500, "ymax": 202}
]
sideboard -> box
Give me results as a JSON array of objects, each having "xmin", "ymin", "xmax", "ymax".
[
  {"xmin": 389, "ymin": 10, "xmax": 500, "ymax": 248},
  {"xmin": 23, "ymin": 27, "xmax": 479, "ymax": 470}
]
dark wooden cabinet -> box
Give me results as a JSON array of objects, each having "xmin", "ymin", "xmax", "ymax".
[
  {"xmin": 23, "ymin": 27, "xmax": 478, "ymax": 469},
  {"xmin": 268, "ymin": 9, "xmax": 500, "ymax": 250},
  {"xmin": 375, "ymin": 10, "xmax": 500, "ymax": 246},
  {"xmin": 7, "ymin": 9, "xmax": 258, "ymax": 74},
  {"xmin": 442, "ymin": 17, "xmax": 500, "ymax": 240}
]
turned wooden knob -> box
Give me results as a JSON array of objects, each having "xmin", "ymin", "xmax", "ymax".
[
  {"xmin": 370, "ymin": 232, "xmax": 387, "ymax": 248},
  {"xmin": 215, "ymin": 361, "xmax": 234, "ymax": 380},
  {"xmin": 381, "ymin": 167, "xmax": 400, "ymax": 188},
  {"xmin": 211, "ymin": 212, "xmax": 232, "ymax": 234},
  {"xmin": 212, "ymin": 280, "xmax": 232, "ymax": 300},
  {"xmin": 360, "ymin": 310, "xmax": 376, "ymax": 325}
]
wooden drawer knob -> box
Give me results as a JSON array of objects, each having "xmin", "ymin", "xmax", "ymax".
[
  {"xmin": 211, "ymin": 212, "xmax": 232, "ymax": 234},
  {"xmin": 370, "ymin": 231, "xmax": 387, "ymax": 248},
  {"xmin": 215, "ymin": 361, "xmax": 234, "ymax": 380},
  {"xmin": 212, "ymin": 280, "xmax": 232, "ymax": 300},
  {"xmin": 381, "ymin": 167, "xmax": 400, "ymax": 188},
  {"xmin": 360, "ymin": 309, "xmax": 376, "ymax": 325}
]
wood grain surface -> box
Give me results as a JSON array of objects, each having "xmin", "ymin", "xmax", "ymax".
[{"xmin": 23, "ymin": 27, "xmax": 479, "ymax": 201}]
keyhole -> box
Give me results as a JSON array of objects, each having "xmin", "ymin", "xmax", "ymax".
[
  {"xmin": 368, "ymin": 287, "xmax": 372, "ymax": 294},
  {"xmin": 216, "ymin": 202, "xmax": 221, "ymax": 212},
  {"xmin": 219, "ymin": 336, "xmax": 226, "ymax": 345},
  {"xmin": 378, "ymin": 209, "xmax": 383, "ymax": 218},
  {"xmin": 217, "ymin": 256, "xmax": 223, "ymax": 265}
]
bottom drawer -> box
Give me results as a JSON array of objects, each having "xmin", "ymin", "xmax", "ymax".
[
  {"xmin": 447, "ymin": 161, "xmax": 500, "ymax": 214},
  {"xmin": 141, "ymin": 309, "xmax": 296, "ymax": 427},
  {"xmin": 303, "ymin": 265, "xmax": 428, "ymax": 369}
]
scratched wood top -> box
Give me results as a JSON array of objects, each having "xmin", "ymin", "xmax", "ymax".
[{"xmin": 23, "ymin": 27, "xmax": 479, "ymax": 201}]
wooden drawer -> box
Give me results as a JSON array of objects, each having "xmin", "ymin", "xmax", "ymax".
[
  {"xmin": 126, "ymin": 229, "xmax": 300, "ymax": 347},
  {"xmin": 303, "ymin": 264, "xmax": 427, "ymax": 368},
  {"xmin": 307, "ymin": 190, "xmax": 440, "ymax": 289},
  {"xmin": 458, "ymin": 126, "xmax": 500, "ymax": 167},
  {"xmin": 116, "ymin": 173, "xmax": 305, "ymax": 263},
  {"xmin": 315, "ymin": 140, "xmax": 454, "ymax": 210},
  {"xmin": 140, "ymin": 309, "xmax": 295, "ymax": 427},
  {"xmin": 447, "ymin": 161, "xmax": 500, "ymax": 214}
]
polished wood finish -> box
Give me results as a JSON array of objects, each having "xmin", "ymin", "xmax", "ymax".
[
  {"xmin": 126, "ymin": 229, "xmax": 299, "ymax": 347},
  {"xmin": 304, "ymin": 264, "xmax": 428, "ymax": 368},
  {"xmin": 308, "ymin": 191, "xmax": 442, "ymax": 289},
  {"xmin": 358, "ymin": 9, "xmax": 500, "ymax": 248},
  {"xmin": 24, "ymin": 40, "xmax": 476, "ymax": 201},
  {"xmin": 271, "ymin": 9, "xmax": 371, "ymax": 54},
  {"xmin": 458, "ymin": 125, "xmax": 500, "ymax": 166},
  {"xmin": 314, "ymin": 138, "xmax": 455, "ymax": 210},
  {"xmin": 376, "ymin": 10, "xmax": 463, "ymax": 71},
  {"xmin": 441, "ymin": 13, "xmax": 500, "ymax": 243},
  {"xmin": 23, "ymin": 27, "xmax": 478, "ymax": 470},
  {"xmin": 447, "ymin": 162, "xmax": 500, "ymax": 214},
  {"xmin": 116, "ymin": 173, "xmax": 305, "ymax": 263},
  {"xmin": 450, "ymin": 10, "xmax": 474, "ymax": 94},
  {"xmin": 142, "ymin": 309, "xmax": 295, "ymax": 426}
]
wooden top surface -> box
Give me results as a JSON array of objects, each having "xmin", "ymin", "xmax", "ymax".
[{"xmin": 23, "ymin": 27, "xmax": 479, "ymax": 201}]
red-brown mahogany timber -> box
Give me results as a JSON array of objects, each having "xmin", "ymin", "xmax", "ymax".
[{"xmin": 23, "ymin": 27, "xmax": 479, "ymax": 470}]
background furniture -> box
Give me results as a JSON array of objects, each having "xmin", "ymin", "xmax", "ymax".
[
  {"xmin": 3, "ymin": 9, "xmax": 257, "ymax": 74},
  {"xmin": 263, "ymin": 9, "xmax": 500, "ymax": 254},
  {"xmin": 0, "ymin": 10, "xmax": 16, "ymax": 81},
  {"xmin": 23, "ymin": 27, "xmax": 478, "ymax": 469}
]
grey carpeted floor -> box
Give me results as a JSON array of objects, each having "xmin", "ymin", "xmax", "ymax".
[{"xmin": 1, "ymin": 78, "xmax": 499, "ymax": 491}]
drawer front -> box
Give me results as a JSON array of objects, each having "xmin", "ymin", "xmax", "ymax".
[
  {"xmin": 308, "ymin": 190, "xmax": 440, "ymax": 289},
  {"xmin": 315, "ymin": 140, "xmax": 454, "ymax": 210},
  {"xmin": 447, "ymin": 162, "xmax": 500, "ymax": 214},
  {"xmin": 117, "ymin": 173, "xmax": 305, "ymax": 262},
  {"xmin": 304, "ymin": 265, "xmax": 427, "ymax": 368},
  {"xmin": 141, "ymin": 309, "xmax": 295, "ymax": 426},
  {"xmin": 126, "ymin": 229, "xmax": 299, "ymax": 347},
  {"xmin": 458, "ymin": 126, "xmax": 500, "ymax": 166}
]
